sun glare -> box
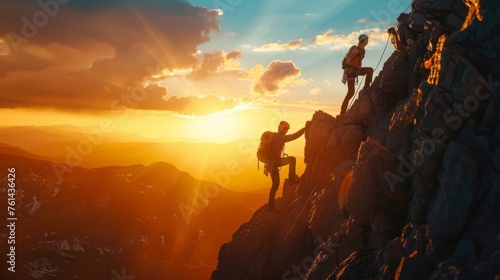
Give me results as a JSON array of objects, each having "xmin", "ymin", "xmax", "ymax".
[{"xmin": 194, "ymin": 111, "xmax": 242, "ymax": 142}]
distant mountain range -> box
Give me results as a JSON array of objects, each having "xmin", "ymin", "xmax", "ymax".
[
  {"xmin": 0, "ymin": 125, "xmax": 306, "ymax": 191},
  {"xmin": 0, "ymin": 151, "xmax": 267, "ymax": 279}
]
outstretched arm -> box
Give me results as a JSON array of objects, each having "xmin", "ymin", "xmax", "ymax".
[
  {"xmin": 283, "ymin": 128, "xmax": 305, "ymax": 142},
  {"xmin": 283, "ymin": 122, "xmax": 311, "ymax": 142}
]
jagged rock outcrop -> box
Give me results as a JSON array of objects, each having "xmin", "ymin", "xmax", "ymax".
[{"xmin": 212, "ymin": 0, "xmax": 500, "ymax": 279}]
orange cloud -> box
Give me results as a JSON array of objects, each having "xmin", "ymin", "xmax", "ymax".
[
  {"xmin": 251, "ymin": 28, "xmax": 388, "ymax": 53},
  {"xmin": 312, "ymin": 28, "xmax": 388, "ymax": 50},
  {"xmin": 115, "ymin": 85, "xmax": 240, "ymax": 116},
  {"xmin": 254, "ymin": 39, "xmax": 304, "ymax": 52},
  {"xmin": 162, "ymin": 95, "xmax": 239, "ymax": 116},
  {"xmin": 251, "ymin": 60, "xmax": 307, "ymax": 95},
  {"xmin": 189, "ymin": 50, "xmax": 242, "ymax": 80},
  {"xmin": 0, "ymin": 1, "xmax": 221, "ymax": 112}
]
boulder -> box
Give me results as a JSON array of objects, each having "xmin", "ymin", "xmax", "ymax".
[{"xmin": 409, "ymin": 13, "xmax": 428, "ymax": 33}]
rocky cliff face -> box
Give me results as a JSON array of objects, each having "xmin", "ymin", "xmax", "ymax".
[{"xmin": 212, "ymin": 0, "xmax": 500, "ymax": 279}]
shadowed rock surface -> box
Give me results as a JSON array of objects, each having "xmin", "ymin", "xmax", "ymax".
[{"xmin": 212, "ymin": 0, "xmax": 500, "ymax": 279}]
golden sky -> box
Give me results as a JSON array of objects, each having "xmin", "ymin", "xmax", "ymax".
[{"xmin": 0, "ymin": 0, "xmax": 403, "ymax": 143}]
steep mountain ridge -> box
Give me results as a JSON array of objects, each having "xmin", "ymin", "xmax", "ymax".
[{"xmin": 212, "ymin": 0, "xmax": 500, "ymax": 279}]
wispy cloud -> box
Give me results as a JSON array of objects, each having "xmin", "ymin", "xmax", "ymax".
[
  {"xmin": 309, "ymin": 87, "xmax": 323, "ymax": 95},
  {"xmin": 161, "ymin": 95, "xmax": 240, "ymax": 116},
  {"xmin": 253, "ymin": 39, "xmax": 304, "ymax": 52},
  {"xmin": 357, "ymin": 18, "xmax": 393, "ymax": 25},
  {"xmin": 357, "ymin": 18, "xmax": 370, "ymax": 23},
  {"xmin": 312, "ymin": 28, "xmax": 388, "ymax": 50},
  {"xmin": 253, "ymin": 27, "xmax": 388, "ymax": 52}
]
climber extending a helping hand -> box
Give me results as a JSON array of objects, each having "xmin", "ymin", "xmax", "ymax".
[
  {"xmin": 263, "ymin": 120, "xmax": 311, "ymax": 214},
  {"xmin": 340, "ymin": 34, "xmax": 374, "ymax": 115}
]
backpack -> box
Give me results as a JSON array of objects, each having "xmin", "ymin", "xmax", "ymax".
[
  {"xmin": 341, "ymin": 45, "xmax": 360, "ymax": 70},
  {"xmin": 257, "ymin": 131, "xmax": 275, "ymax": 165}
]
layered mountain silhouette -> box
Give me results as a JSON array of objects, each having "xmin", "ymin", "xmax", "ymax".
[
  {"xmin": 0, "ymin": 126, "xmax": 305, "ymax": 191},
  {"xmin": 0, "ymin": 143, "xmax": 62, "ymax": 163},
  {"xmin": 212, "ymin": 1, "xmax": 500, "ymax": 279},
  {"xmin": 0, "ymin": 151, "xmax": 266, "ymax": 279}
]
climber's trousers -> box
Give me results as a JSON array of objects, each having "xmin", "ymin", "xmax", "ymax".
[
  {"xmin": 268, "ymin": 157, "xmax": 296, "ymax": 207},
  {"xmin": 341, "ymin": 67, "xmax": 373, "ymax": 114}
]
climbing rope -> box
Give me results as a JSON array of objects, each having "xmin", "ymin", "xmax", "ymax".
[
  {"xmin": 346, "ymin": 29, "xmax": 390, "ymax": 110},
  {"xmin": 345, "ymin": 1, "xmax": 412, "ymax": 111},
  {"xmin": 270, "ymin": 1, "xmax": 414, "ymax": 263},
  {"xmin": 403, "ymin": 2, "xmax": 412, "ymax": 13},
  {"xmin": 272, "ymin": 184, "xmax": 319, "ymax": 258}
]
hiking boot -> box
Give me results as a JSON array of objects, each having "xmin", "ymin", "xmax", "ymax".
[
  {"xmin": 289, "ymin": 174, "xmax": 301, "ymax": 185},
  {"xmin": 267, "ymin": 205, "xmax": 281, "ymax": 214}
]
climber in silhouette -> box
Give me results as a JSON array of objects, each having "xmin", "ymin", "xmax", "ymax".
[
  {"xmin": 340, "ymin": 34, "xmax": 374, "ymax": 115},
  {"xmin": 266, "ymin": 120, "xmax": 311, "ymax": 213}
]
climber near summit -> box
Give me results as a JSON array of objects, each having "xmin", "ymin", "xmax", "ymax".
[
  {"xmin": 263, "ymin": 120, "xmax": 311, "ymax": 214},
  {"xmin": 340, "ymin": 34, "xmax": 374, "ymax": 115}
]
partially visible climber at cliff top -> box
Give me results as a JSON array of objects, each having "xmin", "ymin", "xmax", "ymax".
[
  {"xmin": 340, "ymin": 33, "xmax": 374, "ymax": 115},
  {"xmin": 257, "ymin": 120, "xmax": 311, "ymax": 214}
]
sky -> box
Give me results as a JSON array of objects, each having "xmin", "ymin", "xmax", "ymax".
[{"xmin": 0, "ymin": 0, "xmax": 411, "ymax": 144}]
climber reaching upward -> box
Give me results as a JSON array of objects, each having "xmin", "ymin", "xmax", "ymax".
[
  {"xmin": 258, "ymin": 120, "xmax": 311, "ymax": 214},
  {"xmin": 340, "ymin": 34, "xmax": 374, "ymax": 115}
]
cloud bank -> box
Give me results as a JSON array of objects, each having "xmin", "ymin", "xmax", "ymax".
[{"xmin": 0, "ymin": 0, "xmax": 230, "ymax": 115}]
